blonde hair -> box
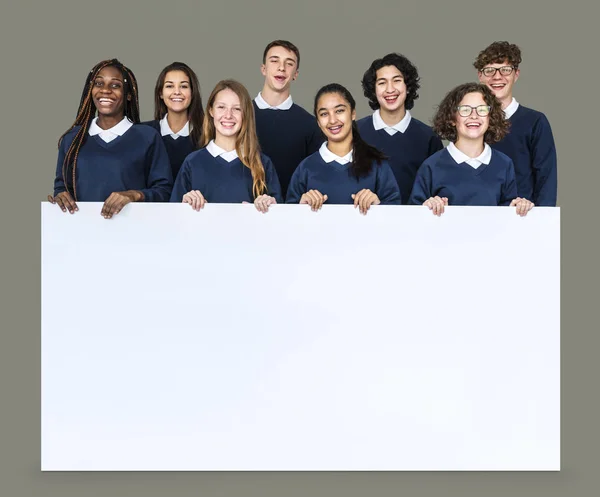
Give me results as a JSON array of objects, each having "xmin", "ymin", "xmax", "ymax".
[{"xmin": 202, "ymin": 80, "xmax": 267, "ymax": 198}]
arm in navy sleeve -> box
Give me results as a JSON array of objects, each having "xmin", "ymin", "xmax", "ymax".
[
  {"xmin": 263, "ymin": 155, "xmax": 283, "ymax": 203},
  {"xmin": 170, "ymin": 159, "xmax": 193, "ymax": 202},
  {"xmin": 408, "ymin": 161, "xmax": 434, "ymax": 205},
  {"xmin": 500, "ymin": 159, "xmax": 519, "ymax": 206},
  {"xmin": 530, "ymin": 113, "xmax": 557, "ymax": 206},
  {"xmin": 428, "ymin": 133, "xmax": 444, "ymax": 157},
  {"xmin": 285, "ymin": 160, "xmax": 308, "ymax": 204},
  {"xmin": 375, "ymin": 160, "xmax": 402, "ymax": 205},
  {"xmin": 53, "ymin": 134, "xmax": 73, "ymax": 197},
  {"xmin": 140, "ymin": 132, "xmax": 174, "ymax": 202}
]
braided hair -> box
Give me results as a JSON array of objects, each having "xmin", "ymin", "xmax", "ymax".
[{"xmin": 57, "ymin": 59, "xmax": 140, "ymax": 200}]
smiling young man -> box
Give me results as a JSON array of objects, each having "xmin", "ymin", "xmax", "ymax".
[
  {"xmin": 474, "ymin": 41, "xmax": 557, "ymax": 206},
  {"xmin": 357, "ymin": 53, "xmax": 443, "ymax": 205},
  {"xmin": 253, "ymin": 40, "xmax": 323, "ymax": 199}
]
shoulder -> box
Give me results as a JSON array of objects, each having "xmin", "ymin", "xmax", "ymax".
[
  {"xmin": 514, "ymin": 105, "xmax": 551, "ymax": 126},
  {"xmin": 139, "ymin": 119, "xmax": 161, "ymax": 132},
  {"xmin": 58, "ymin": 126, "xmax": 81, "ymax": 148},
  {"xmin": 490, "ymin": 148, "xmax": 514, "ymax": 166},
  {"xmin": 260, "ymin": 153, "xmax": 275, "ymax": 168},
  {"xmin": 129, "ymin": 123, "xmax": 163, "ymax": 146},
  {"xmin": 356, "ymin": 115, "xmax": 374, "ymax": 130},
  {"xmin": 296, "ymin": 150, "xmax": 322, "ymax": 170},
  {"xmin": 408, "ymin": 117, "xmax": 437, "ymax": 136},
  {"xmin": 182, "ymin": 147, "xmax": 212, "ymax": 165},
  {"xmin": 422, "ymin": 147, "xmax": 447, "ymax": 166},
  {"xmin": 290, "ymin": 103, "xmax": 316, "ymax": 121}
]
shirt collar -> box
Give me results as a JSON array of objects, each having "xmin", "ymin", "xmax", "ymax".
[
  {"xmin": 372, "ymin": 109, "xmax": 411, "ymax": 135},
  {"xmin": 159, "ymin": 115, "xmax": 190, "ymax": 139},
  {"xmin": 447, "ymin": 142, "xmax": 492, "ymax": 169},
  {"xmin": 319, "ymin": 142, "xmax": 353, "ymax": 164},
  {"xmin": 254, "ymin": 92, "xmax": 293, "ymax": 110},
  {"xmin": 88, "ymin": 117, "xmax": 133, "ymax": 142},
  {"xmin": 206, "ymin": 140, "xmax": 239, "ymax": 162},
  {"xmin": 503, "ymin": 97, "xmax": 519, "ymax": 119}
]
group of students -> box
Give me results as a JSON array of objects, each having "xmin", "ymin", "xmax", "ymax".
[{"xmin": 48, "ymin": 40, "xmax": 557, "ymax": 219}]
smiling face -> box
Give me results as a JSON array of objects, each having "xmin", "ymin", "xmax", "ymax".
[
  {"xmin": 161, "ymin": 70, "xmax": 192, "ymax": 115},
  {"xmin": 477, "ymin": 59, "xmax": 520, "ymax": 105},
  {"xmin": 209, "ymin": 88, "xmax": 243, "ymax": 140},
  {"xmin": 260, "ymin": 45, "xmax": 298, "ymax": 93},
  {"xmin": 316, "ymin": 92, "xmax": 356, "ymax": 145},
  {"xmin": 454, "ymin": 91, "xmax": 490, "ymax": 143},
  {"xmin": 375, "ymin": 65, "xmax": 407, "ymax": 114},
  {"xmin": 91, "ymin": 66, "xmax": 128, "ymax": 120}
]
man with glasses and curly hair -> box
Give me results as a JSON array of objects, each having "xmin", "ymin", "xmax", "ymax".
[{"xmin": 474, "ymin": 41, "xmax": 557, "ymax": 206}]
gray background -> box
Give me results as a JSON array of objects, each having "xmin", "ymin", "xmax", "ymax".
[{"xmin": 0, "ymin": 0, "xmax": 597, "ymax": 495}]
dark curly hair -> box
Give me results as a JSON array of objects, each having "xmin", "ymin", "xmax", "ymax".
[
  {"xmin": 433, "ymin": 83, "xmax": 509, "ymax": 144},
  {"xmin": 473, "ymin": 41, "xmax": 522, "ymax": 71},
  {"xmin": 361, "ymin": 53, "xmax": 420, "ymax": 111}
]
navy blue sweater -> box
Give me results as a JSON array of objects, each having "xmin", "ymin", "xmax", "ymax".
[
  {"xmin": 53, "ymin": 124, "xmax": 173, "ymax": 202},
  {"xmin": 408, "ymin": 148, "xmax": 517, "ymax": 206},
  {"xmin": 253, "ymin": 102, "xmax": 324, "ymax": 198},
  {"xmin": 141, "ymin": 120, "xmax": 196, "ymax": 180},
  {"xmin": 491, "ymin": 105, "xmax": 557, "ymax": 206},
  {"xmin": 357, "ymin": 115, "xmax": 443, "ymax": 205},
  {"xmin": 170, "ymin": 148, "xmax": 283, "ymax": 203},
  {"xmin": 286, "ymin": 151, "xmax": 402, "ymax": 205}
]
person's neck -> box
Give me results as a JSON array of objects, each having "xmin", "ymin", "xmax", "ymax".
[
  {"xmin": 327, "ymin": 136, "xmax": 353, "ymax": 157},
  {"xmin": 455, "ymin": 138, "xmax": 485, "ymax": 159},
  {"xmin": 97, "ymin": 114, "xmax": 124, "ymax": 130},
  {"xmin": 379, "ymin": 106, "xmax": 406, "ymax": 127},
  {"xmin": 166, "ymin": 111, "xmax": 188, "ymax": 133},
  {"xmin": 214, "ymin": 133, "xmax": 237, "ymax": 152},
  {"xmin": 499, "ymin": 93, "xmax": 513, "ymax": 110},
  {"xmin": 261, "ymin": 84, "xmax": 290, "ymax": 107}
]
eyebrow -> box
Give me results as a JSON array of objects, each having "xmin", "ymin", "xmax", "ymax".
[
  {"xmin": 164, "ymin": 80, "xmax": 190, "ymax": 84},
  {"xmin": 376, "ymin": 75, "xmax": 402, "ymax": 82},
  {"xmin": 269, "ymin": 55, "xmax": 297, "ymax": 64},
  {"xmin": 317, "ymin": 104, "xmax": 347, "ymax": 112},
  {"xmin": 95, "ymin": 76, "xmax": 123, "ymax": 82}
]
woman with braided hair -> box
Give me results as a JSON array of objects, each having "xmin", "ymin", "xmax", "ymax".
[{"xmin": 48, "ymin": 59, "xmax": 173, "ymax": 219}]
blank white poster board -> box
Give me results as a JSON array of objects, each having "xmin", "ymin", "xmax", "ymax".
[{"xmin": 41, "ymin": 203, "xmax": 560, "ymax": 471}]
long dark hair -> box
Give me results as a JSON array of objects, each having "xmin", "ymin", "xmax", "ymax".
[
  {"xmin": 314, "ymin": 83, "xmax": 387, "ymax": 179},
  {"xmin": 58, "ymin": 59, "xmax": 140, "ymax": 201},
  {"xmin": 153, "ymin": 61, "xmax": 204, "ymax": 150}
]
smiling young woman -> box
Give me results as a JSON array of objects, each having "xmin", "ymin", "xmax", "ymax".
[
  {"xmin": 285, "ymin": 83, "xmax": 401, "ymax": 214},
  {"xmin": 142, "ymin": 62, "xmax": 204, "ymax": 180},
  {"xmin": 48, "ymin": 59, "xmax": 173, "ymax": 219},
  {"xmin": 170, "ymin": 79, "xmax": 282, "ymax": 213},
  {"xmin": 408, "ymin": 82, "xmax": 534, "ymax": 217}
]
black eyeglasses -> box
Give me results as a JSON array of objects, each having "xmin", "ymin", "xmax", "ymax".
[
  {"xmin": 456, "ymin": 105, "xmax": 491, "ymax": 117},
  {"xmin": 481, "ymin": 66, "xmax": 516, "ymax": 77}
]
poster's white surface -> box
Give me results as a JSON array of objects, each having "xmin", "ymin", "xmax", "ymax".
[{"xmin": 41, "ymin": 203, "xmax": 560, "ymax": 471}]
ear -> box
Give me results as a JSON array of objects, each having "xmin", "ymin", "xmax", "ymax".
[
  {"xmin": 260, "ymin": 64, "xmax": 267, "ymax": 77},
  {"xmin": 477, "ymin": 71, "xmax": 485, "ymax": 84},
  {"xmin": 292, "ymin": 69, "xmax": 299, "ymax": 81},
  {"xmin": 351, "ymin": 109, "xmax": 357, "ymax": 121},
  {"xmin": 514, "ymin": 68, "xmax": 521, "ymax": 83}
]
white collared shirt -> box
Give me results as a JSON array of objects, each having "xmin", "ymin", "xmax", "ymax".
[
  {"xmin": 447, "ymin": 142, "xmax": 492, "ymax": 169},
  {"xmin": 372, "ymin": 109, "xmax": 412, "ymax": 136},
  {"xmin": 206, "ymin": 140, "xmax": 239, "ymax": 162},
  {"xmin": 254, "ymin": 92, "xmax": 293, "ymax": 110},
  {"xmin": 159, "ymin": 115, "xmax": 190, "ymax": 139},
  {"xmin": 318, "ymin": 142, "xmax": 353, "ymax": 165},
  {"xmin": 503, "ymin": 97, "xmax": 520, "ymax": 119},
  {"xmin": 88, "ymin": 117, "xmax": 133, "ymax": 143}
]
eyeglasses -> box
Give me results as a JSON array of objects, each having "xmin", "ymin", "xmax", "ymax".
[
  {"xmin": 456, "ymin": 105, "xmax": 491, "ymax": 117},
  {"xmin": 481, "ymin": 66, "xmax": 516, "ymax": 77}
]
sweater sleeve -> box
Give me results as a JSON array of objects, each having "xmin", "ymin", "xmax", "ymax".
[
  {"xmin": 53, "ymin": 135, "xmax": 71, "ymax": 197},
  {"xmin": 169, "ymin": 159, "xmax": 193, "ymax": 202},
  {"xmin": 263, "ymin": 154, "xmax": 283, "ymax": 203},
  {"xmin": 500, "ymin": 159, "xmax": 519, "ymax": 206},
  {"xmin": 408, "ymin": 161, "xmax": 433, "ymax": 205},
  {"xmin": 285, "ymin": 160, "xmax": 308, "ymax": 204},
  {"xmin": 530, "ymin": 113, "xmax": 558, "ymax": 206},
  {"xmin": 140, "ymin": 131, "xmax": 174, "ymax": 202},
  {"xmin": 375, "ymin": 160, "xmax": 402, "ymax": 205}
]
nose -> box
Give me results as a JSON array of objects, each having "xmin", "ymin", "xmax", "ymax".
[{"xmin": 385, "ymin": 81, "xmax": 394, "ymax": 93}]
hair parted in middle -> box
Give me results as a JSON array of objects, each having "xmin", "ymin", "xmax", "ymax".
[{"xmin": 202, "ymin": 79, "xmax": 267, "ymax": 198}]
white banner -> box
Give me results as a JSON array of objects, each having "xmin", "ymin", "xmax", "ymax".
[{"xmin": 41, "ymin": 203, "xmax": 560, "ymax": 471}]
